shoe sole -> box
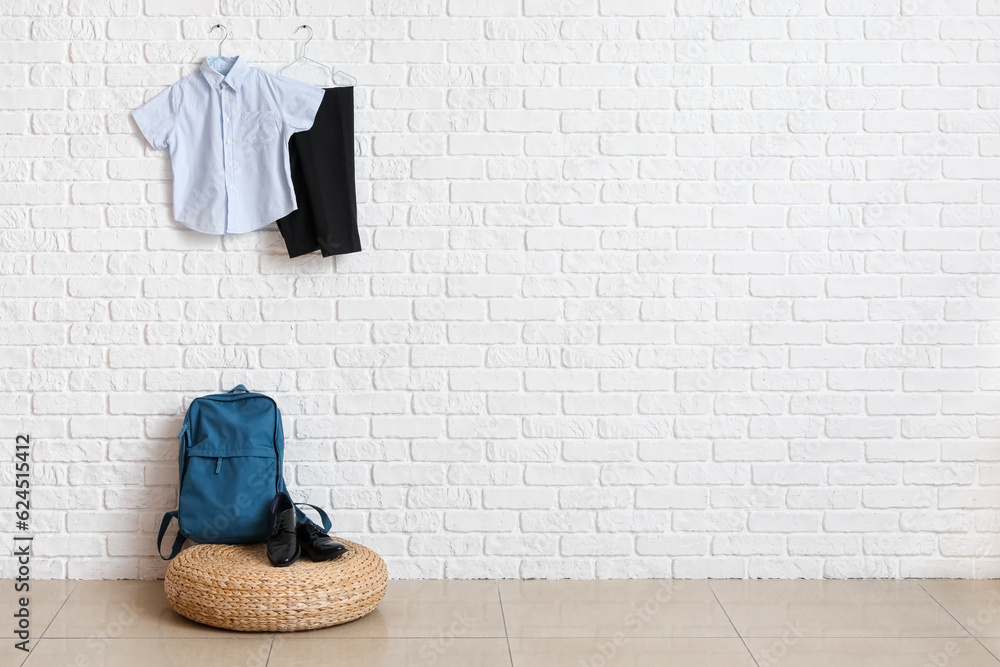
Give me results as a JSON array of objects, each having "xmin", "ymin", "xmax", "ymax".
[{"xmin": 303, "ymin": 547, "xmax": 347, "ymax": 562}]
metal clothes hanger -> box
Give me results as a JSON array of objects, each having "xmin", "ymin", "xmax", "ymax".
[
  {"xmin": 209, "ymin": 23, "xmax": 229, "ymax": 57},
  {"xmin": 279, "ymin": 24, "xmax": 357, "ymax": 86}
]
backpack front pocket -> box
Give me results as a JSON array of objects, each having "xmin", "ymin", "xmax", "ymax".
[{"xmin": 179, "ymin": 450, "xmax": 277, "ymax": 544}]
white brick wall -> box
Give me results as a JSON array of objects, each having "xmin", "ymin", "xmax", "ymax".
[{"xmin": 1, "ymin": 0, "xmax": 998, "ymax": 580}]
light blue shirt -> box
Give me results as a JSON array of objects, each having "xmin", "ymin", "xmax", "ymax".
[{"xmin": 133, "ymin": 56, "xmax": 324, "ymax": 234}]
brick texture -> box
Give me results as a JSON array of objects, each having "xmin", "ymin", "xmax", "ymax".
[{"xmin": 1, "ymin": 1, "xmax": 998, "ymax": 580}]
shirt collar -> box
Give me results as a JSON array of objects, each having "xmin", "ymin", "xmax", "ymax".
[{"xmin": 200, "ymin": 55, "xmax": 250, "ymax": 91}]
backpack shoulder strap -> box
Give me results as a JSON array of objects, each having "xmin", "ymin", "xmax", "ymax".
[
  {"xmin": 157, "ymin": 511, "xmax": 186, "ymax": 560},
  {"xmin": 295, "ymin": 503, "xmax": 332, "ymax": 533}
]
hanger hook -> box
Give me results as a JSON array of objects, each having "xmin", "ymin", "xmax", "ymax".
[
  {"xmin": 294, "ymin": 24, "xmax": 313, "ymax": 57},
  {"xmin": 210, "ymin": 23, "xmax": 229, "ymax": 57}
]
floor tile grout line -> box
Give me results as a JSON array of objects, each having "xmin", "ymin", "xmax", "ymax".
[
  {"xmin": 983, "ymin": 642, "xmax": 1000, "ymax": 665},
  {"xmin": 729, "ymin": 635, "xmax": 982, "ymax": 639},
  {"xmin": 918, "ymin": 581, "xmax": 1000, "ymax": 664},
  {"xmin": 916, "ymin": 581, "xmax": 975, "ymax": 638},
  {"xmin": 50, "ymin": 634, "xmax": 972, "ymax": 639},
  {"xmin": 37, "ymin": 634, "xmax": 515, "ymax": 639},
  {"xmin": 30, "ymin": 579, "xmax": 1000, "ymax": 663},
  {"xmin": 35, "ymin": 581, "xmax": 80, "ymax": 642},
  {"xmin": 708, "ymin": 582, "xmax": 761, "ymax": 667},
  {"xmin": 503, "ymin": 634, "xmax": 751, "ymax": 639},
  {"xmin": 263, "ymin": 634, "xmax": 276, "ymax": 667},
  {"xmin": 496, "ymin": 579, "xmax": 515, "ymax": 667}
]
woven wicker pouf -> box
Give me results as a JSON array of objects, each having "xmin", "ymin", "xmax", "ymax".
[{"xmin": 164, "ymin": 538, "xmax": 388, "ymax": 632}]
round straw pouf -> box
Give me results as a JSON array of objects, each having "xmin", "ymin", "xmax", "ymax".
[{"xmin": 164, "ymin": 539, "xmax": 387, "ymax": 632}]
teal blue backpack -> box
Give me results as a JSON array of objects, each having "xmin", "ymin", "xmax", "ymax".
[{"xmin": 157, "ymin": 385, "xmax": 330, "ymax": 560}]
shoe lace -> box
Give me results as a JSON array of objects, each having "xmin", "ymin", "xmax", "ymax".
[
  {"xmin": 301, "ymin": 522, "xmax": 323, "ymax": 538},
  {"xmin": 272, "ymin": 510, "xmax": 296, "ymax": 537}
]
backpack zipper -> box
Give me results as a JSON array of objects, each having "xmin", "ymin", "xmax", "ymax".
[
  {"xmin": 214, "ymin": 457, "xmax": 222, "ymax": 474},
  {"xmin": 193, "ymin": 391, "xmax": 283, "ymax": 493}
]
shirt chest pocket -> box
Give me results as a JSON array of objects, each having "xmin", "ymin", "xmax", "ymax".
[{"xmin": 241, "ymin": 111, "xmax": 279, "ymax": 146}]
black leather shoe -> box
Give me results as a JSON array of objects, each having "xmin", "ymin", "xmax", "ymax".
[
  {"xmin": 267, "ymin": 492, "xmax": 300, "ymax": 567},
  {"xmin": 297, "ymin": 521, "xmax": 347, "ymax": 562}
]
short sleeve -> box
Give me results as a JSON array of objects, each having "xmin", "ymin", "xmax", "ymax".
[
  {"xmin": 273, "ymin": 75, "xmax": 324, "ymax": 133},
  {"xmin": 132, "ymin": 84, "xmax": 179, "ymax": 150}
]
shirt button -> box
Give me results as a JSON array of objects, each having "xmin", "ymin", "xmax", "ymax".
[
  {"xmin": 226, "ymin": 140, "xmax": 231, "ymax": 145},
  {"xmin": 225, "ymin": 117, "xmax": 230, "ymax": 122},
  {"xmin": 224, "ymin": 95, "xmax": 229, "ymax": 100},
  {"xmin": 227, "ymin": 162, "xmax": 232, "ymax": 166}
]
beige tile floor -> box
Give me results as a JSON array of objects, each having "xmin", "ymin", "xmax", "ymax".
[{"xmin": 1, "ymin": 579, "xmax": 999, "ymax": 666}]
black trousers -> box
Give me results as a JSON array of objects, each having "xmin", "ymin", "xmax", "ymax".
[{"xmin": 276, "ymin": 87, "xmax": 361, "ymax": 258}]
